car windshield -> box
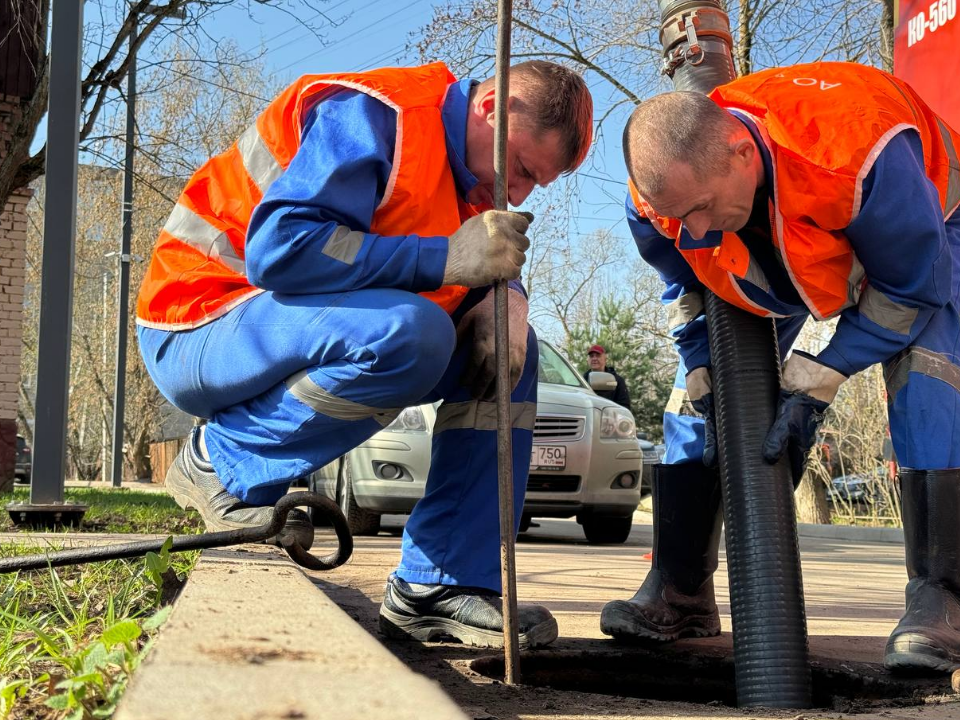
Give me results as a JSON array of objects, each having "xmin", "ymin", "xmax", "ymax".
[{"xmin": 537, "ymin": 340, "xmax": 586, "ymax": 388}]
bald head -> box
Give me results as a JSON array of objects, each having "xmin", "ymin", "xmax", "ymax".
[{"xmin": 623, "ymin": 91, "xmax": 743, "ymax": 198}]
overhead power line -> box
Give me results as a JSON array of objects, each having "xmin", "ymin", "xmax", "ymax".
[{"xmin": 276, "ymin": 0, "xmax": 425, "ymax": 74}]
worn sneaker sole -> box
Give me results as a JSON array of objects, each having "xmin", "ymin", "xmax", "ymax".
[
  {"xmin": 165, "ymin": 465, "xmax": 249, "ymax": 533},
  {"xmin": 600, "ymin": 602, "xmax": 720, "ymax": 643},
  {"xmin": 885, "ymin": 634, "xmax": 960, "ymax": 673},
  {"xmin": 167, "ymin": 467, "xmax": 316, "ymax": 549},
  {"xmin": 379, "ymin": 606, "xmax": 559, "ymax": 650}
]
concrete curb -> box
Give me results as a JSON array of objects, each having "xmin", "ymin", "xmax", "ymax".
[
  {"xmin": 796, "ymin": 522, "xmax": 904, "ymax": 544},
  {"xmin": 634, "ymin": 509, "xmax": 904, "ymax": 544},
  {"xmin": 115, "ymin": 544, "xmax": 467, "ymax": 720}
]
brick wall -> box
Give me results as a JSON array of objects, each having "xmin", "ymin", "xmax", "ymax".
[{"xmin": 0, "ymin": 94, "xmax": 30, "ymax": 492}]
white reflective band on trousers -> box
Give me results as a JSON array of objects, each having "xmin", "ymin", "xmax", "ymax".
[
  {"xmin": 433, "ymin": 400, "xmax": 537, "ymax": 433},
  {"xmin": 285, "ymin": 370, "xmax": 403, "ymax": 427}
]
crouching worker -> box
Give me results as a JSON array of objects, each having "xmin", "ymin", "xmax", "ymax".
[{"xmin": 136, "ymin": 60, "xmax": 593, "ymax": 649}]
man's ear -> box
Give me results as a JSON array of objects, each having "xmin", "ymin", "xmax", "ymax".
[
  {"xmin": 731, "ymin": 135, "xmax": 755, "ymax": 168},
  {"xmin": 480, "ymin": 93, "xmax": 526, "ymax": 128},
  {"xmin": 474, "ymin": 86, "xmax": 497, "ymax": 125}
]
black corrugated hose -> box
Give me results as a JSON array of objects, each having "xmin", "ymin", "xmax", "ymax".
[
  {"xmin": 657, "ymin": 0, "xmax": 812, "ymax": 708},
  {"xmin": 705, "ymin": 293, "xmax": 812, "ymax": 707}
]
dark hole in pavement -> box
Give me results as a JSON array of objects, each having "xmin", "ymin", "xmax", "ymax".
[{"xmin": 471, "ymin": 649, "xmax": 955, "ymax": 712}]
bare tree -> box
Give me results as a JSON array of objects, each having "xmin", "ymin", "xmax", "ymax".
[
  {"xmin": 18, "ymin": 42, "xmax": 277, "ymax": 481},
  {"xmin": 414, "ymin": 0, "xmax": 889, "ymax": 116},
  {"xmin": 0, "ymin": 0, "xmax": 342, "ymax": 212}
]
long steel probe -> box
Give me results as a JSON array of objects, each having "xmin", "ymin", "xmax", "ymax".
[{"xmin": 493, "ymin": 0, "xmax": 522, "ymax": 687}]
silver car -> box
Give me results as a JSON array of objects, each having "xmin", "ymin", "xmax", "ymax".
[{"xmin": 310, "ymin": 339, "xmax": 654, "ymax": 544}]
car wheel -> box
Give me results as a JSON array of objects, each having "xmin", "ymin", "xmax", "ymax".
[
  {"xmin": 307, "ymin": 472, "xmax": 334, "ymax": 527},
  {"xmin": 338, "ymin": 456, "xmax": 381, "ymax": 536},
  {"xmin": 518, "ymin": 514, "xmax": 533, "ymax": 533},
  {"xmin": 582, "ymin": 514, "xmax": 632, "ymax": 545}
]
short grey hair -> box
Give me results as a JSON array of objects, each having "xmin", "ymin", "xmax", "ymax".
[{"xmin": 622, "ymin": 91, "xmax": 741, "ymax": 198}]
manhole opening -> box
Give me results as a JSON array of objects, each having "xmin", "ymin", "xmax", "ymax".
[{"xmin": 471, "ymin": 651, "xmax": 954, "ymax": 712}]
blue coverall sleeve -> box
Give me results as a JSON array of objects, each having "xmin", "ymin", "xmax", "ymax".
[
  {"xmin": 627, "ymin": 195, "xmax": 711, "ymax": 372},
  {"xmin": 816, "ymin": 131, "xmax": 953, "ymax": 377},
  {"xmin": 245, "ymin": 89, "xmax": 449, "ymax": 294}
]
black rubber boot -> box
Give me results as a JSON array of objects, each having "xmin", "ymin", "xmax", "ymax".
[
  {"xmin": 885, "ymin": 468, "xmax": 960, "ymax": 673},
  {"xmin": 601, "ymin": 462, "xmax": 723, "ymax": 642},
  {"xmin": 379, "ymin": 574, "xmax": 558, "ymax": 649}
]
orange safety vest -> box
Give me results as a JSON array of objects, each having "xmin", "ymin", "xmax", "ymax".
[
  {"xmin": 137, "ymin": 63, "xmax": 476, "ymax": 330},
  {"xmin": 631, "ymin": 61, "xmax": 960, "ymax": 321}
]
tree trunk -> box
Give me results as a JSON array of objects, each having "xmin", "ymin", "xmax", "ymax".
[
  {"xmin": 795, "ymin": 473, "xmax": 831, "ymax": 524},
  {"xmin": 129, "ymin": 428, "xmax": 153, "ymax": 482},
  {"xmin": 877, "ymin": 0, "xmax": 895, "ymax": 72},
  {"xmin": 735, "ymin": 0, "xmax": 753, "ymax": 76}
]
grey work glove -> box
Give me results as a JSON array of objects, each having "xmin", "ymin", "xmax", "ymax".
[
  {"xmin": 686, "ymin": 367, "xmax": 717, "ymax": 467},
  {"xmin": 456, "ymin": 287, "xmax": 529, "ymax": 400},
  {"xmin": 443, "ymin": 211, "xmax": 533, "ymax": 288}
]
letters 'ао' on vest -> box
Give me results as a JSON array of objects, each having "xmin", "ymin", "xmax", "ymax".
[
  {"xmin": 137, "ymin": 63, "xmax": 477, "ymax": 331},
  {"xmin": 630, "ymin": 61, "xmax": 960, "ymax": 322}
]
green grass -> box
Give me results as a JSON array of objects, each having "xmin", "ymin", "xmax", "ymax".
[
  {"xmin": 0, "ymin": 541, "xmax": 198, "ymax": 719},
  {"xmin": 1, "ymin": 489, "xmax": 202, "ymax": 535}
]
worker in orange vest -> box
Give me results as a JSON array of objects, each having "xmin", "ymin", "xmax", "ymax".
[
  {"xmin": 604, "ymin": 61, "xmax": 960, "ymax": 674},
  {"xmin": 136, "ymin": 61, "xmax": 593, "ymax": 649}
]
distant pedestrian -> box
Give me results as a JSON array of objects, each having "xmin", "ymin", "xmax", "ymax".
[{"xmin": 583, "ymin": 345, "xmax": 631, "ymax": 410}]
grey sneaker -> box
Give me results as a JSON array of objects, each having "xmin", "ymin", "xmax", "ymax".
[
  {"xmin": 379, "ymin": 573, "xmax": 558, "ymax": 649},
  {"xmin": 164, "ymin": 428, "xmax": 314, "ymax": 550}
]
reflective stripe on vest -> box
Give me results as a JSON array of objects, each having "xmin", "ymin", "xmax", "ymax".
[{"xmin": 137, "ymin": 63, "xmax": 473, "ymax": 330}]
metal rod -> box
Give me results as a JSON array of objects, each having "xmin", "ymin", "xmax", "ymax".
[
  {"xmin": 112, "ymin": 7, "xmax": 137, "ymax": 487},
  {"xmin": 493, "ymin": 0, "xmax": 521, "ymax": 687},
  {"xmin": 31, "ymin": 0, "xmax": 84, "ymax": 504}
]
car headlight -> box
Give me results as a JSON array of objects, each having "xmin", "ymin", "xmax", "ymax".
[
  {"xmin": 600, "ymin": 406, "xmax": 635, "ymax": 440},
  {"xmin": 384, "ymin": 406, "xmax": 427, "ymax": 433}
]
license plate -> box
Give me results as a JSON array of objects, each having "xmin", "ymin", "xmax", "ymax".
[{"xmin": 530, "ymin": 445, "xmax": 566, "ymax": 470}]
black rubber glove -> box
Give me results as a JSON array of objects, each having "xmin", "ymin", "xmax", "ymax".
[
  {"xmin": 690, "ymin": 393, "xmax": 718, "ymax": 468},
  {"xmin": 457, "ymin": 288, "xmax": 529, "ymax": 400},
  {"xmin": 762, "ymin": 389, "xmax": 830, "ymax": 484}
]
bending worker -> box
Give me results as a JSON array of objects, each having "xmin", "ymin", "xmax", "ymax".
[
  {"xmin": 136, "ymin": 60, "xmax": 593, "ymax": 649},
  {"xmin": 602, "ymin": 61, "xmax": 960, "ymax": 674}
]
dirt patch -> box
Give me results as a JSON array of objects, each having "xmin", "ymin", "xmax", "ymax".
[{"xmin": 470, "ymin": 648, "xmax": 953, "ymax": 714}]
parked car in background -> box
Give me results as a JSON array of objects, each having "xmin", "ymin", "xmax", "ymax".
[
  {"xmin": 14, "ymin": 435, "xmax": 30, "ymax": 484},
  {"xmin": 636, "ymin": 435, "xmax": 660, "ymax": 497},
  {"xmin": 827, "ymin": 467, "xmax": 897, "ymax": 507},
  {"xmin": 311, "ymin": 339, "xmax": 653, "ymax": 544}
]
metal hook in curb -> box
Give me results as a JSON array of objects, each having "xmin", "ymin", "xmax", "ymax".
[{"xmin": 0, "ymin": 492, "xmax": 353, "ymax": 574}]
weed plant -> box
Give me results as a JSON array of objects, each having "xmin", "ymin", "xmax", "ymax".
[{"xmin": 0, "ymin": 539, "xmax": 198, "ymax": 719}]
